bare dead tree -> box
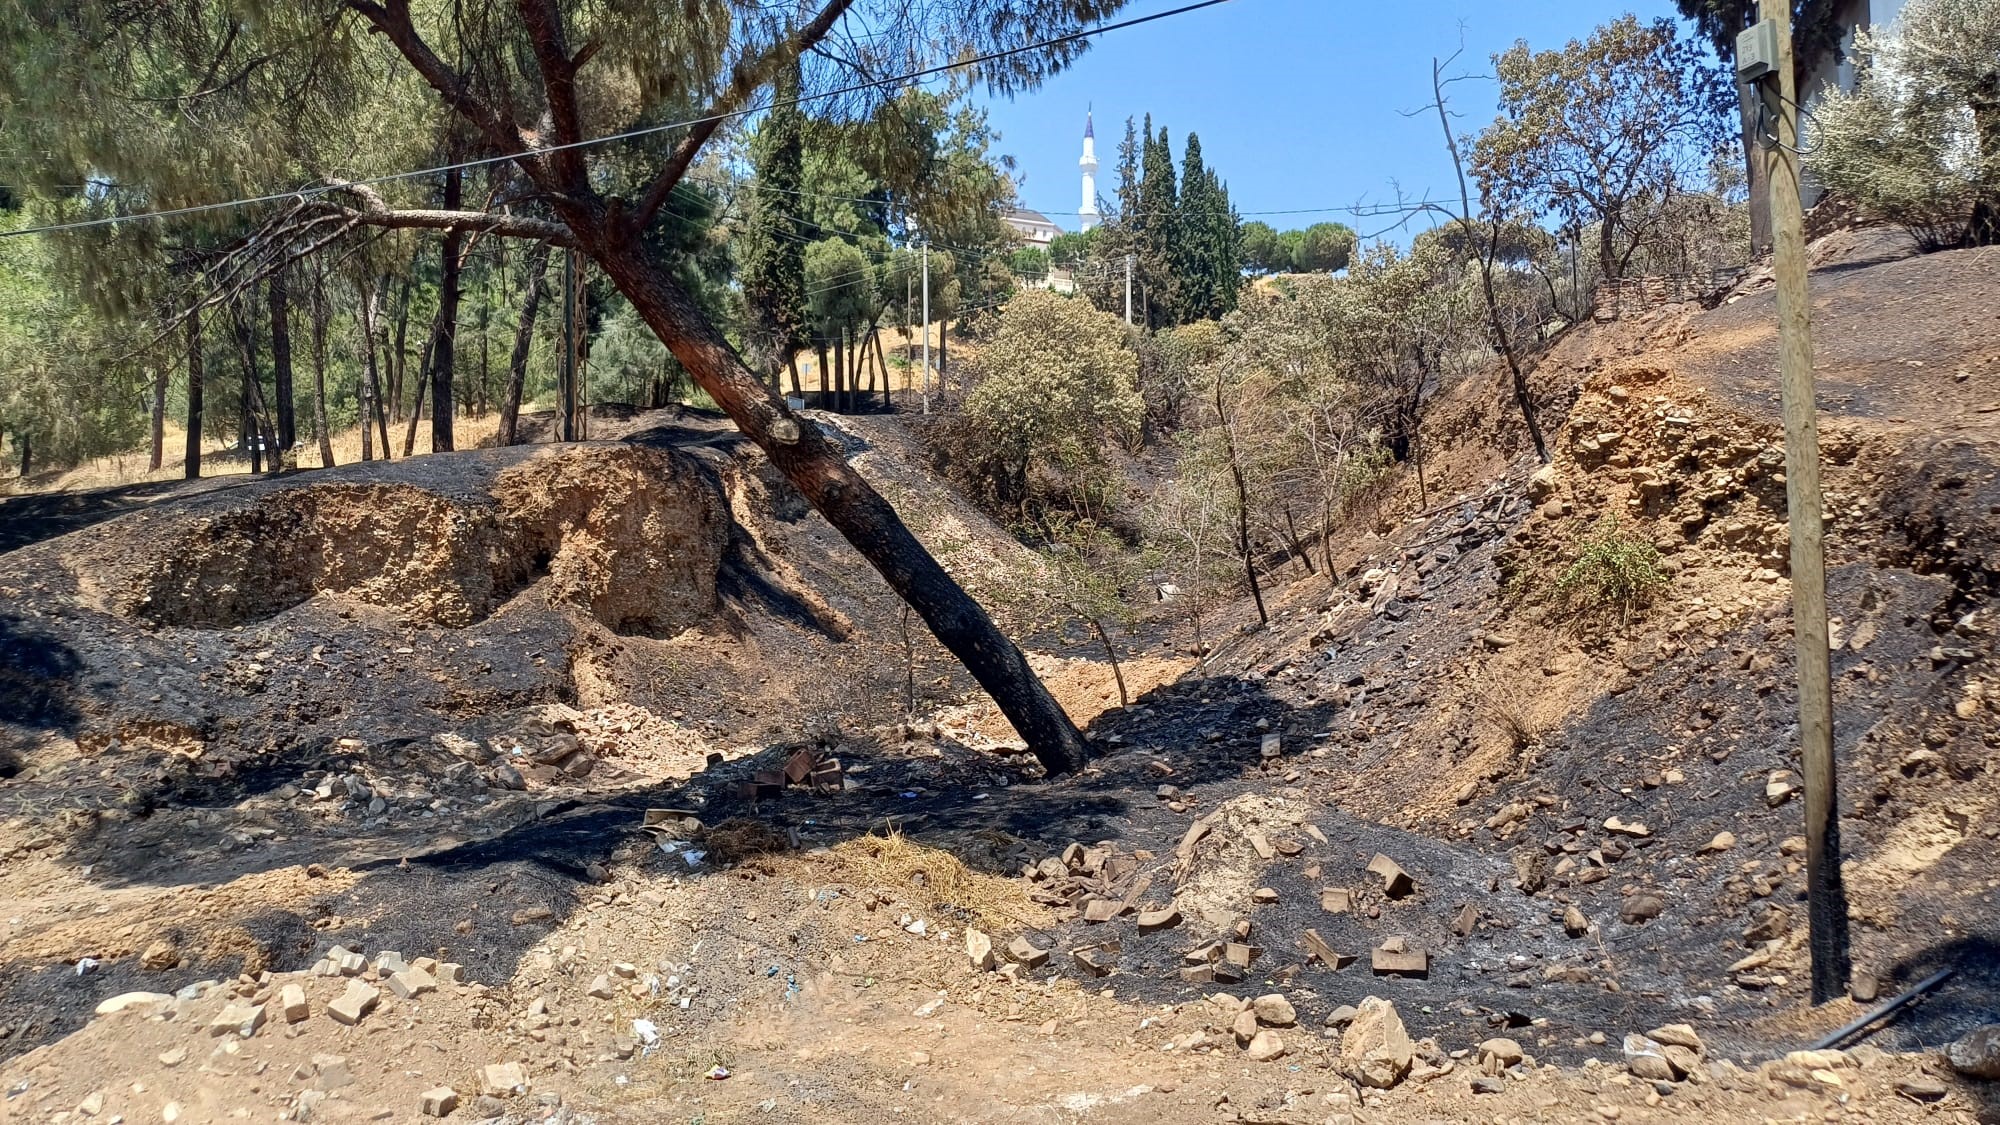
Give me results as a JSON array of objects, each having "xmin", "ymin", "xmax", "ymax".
[{"xmin": 1430, "ymin": 53, "xmax": 1550, "ymax": 464}]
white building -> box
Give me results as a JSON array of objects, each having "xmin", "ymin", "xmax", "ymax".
[{"xmin": 1001, "ymin": 206, "xmax": 1061, "ymax": 249}]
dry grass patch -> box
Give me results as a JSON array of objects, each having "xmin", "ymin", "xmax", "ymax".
[{"xmin": 767, "ymin": 829, "xmax": 1049, "ymax": 931}]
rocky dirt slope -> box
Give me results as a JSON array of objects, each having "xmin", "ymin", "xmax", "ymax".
[{"xmin": 0, "ymin": 234, "xmax": 1997, "ymax": 1123}]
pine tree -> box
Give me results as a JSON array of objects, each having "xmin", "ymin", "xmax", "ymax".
[{"xmin": 740, "ymin": 58, "xmax": 809, "ymax": 387}]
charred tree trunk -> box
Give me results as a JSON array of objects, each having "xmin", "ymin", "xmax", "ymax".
[
  {"xmin": 357, "ymin": 278, "xmax": 384, "ymax": 461},
  {"xmin": 388, "ymin": 274, "xmax": 413, "ymax": 421},
  {"xmin": 430, "ymin": 169, "xmax": 463, "ymax": 452},
  {"xmin": 402, "ymin": 337, "xmax": 429, "ymax": 458},
  {"xmin": 17, "ymin": 432, "xmax": 28, "ymax": 478},
  {"xmin": 149, "ymin": 357, "xmax": 168, "ymax": 472},
  {"xmin": 233, "ymin": 301, "xmax": 263, "ymax": 474},
  {"xmin": 309, "ymin": 264, "xmax": 336, "ymax": 469},
  {"xmin": 814, "ymin": 340, "xmax": 829, "ymax": 409},
  {"xmin": 1089, "ymin": 618, "xmax": 1129, "ymax": 707},
  {"xmin": 1215, "ymin": 378, "xmax": 1267, "ymax": 627},
  {"xmin": 185, "ymin": 311, "xmax": 204, "ymax": 478},
  {"xmin": 270, "ymin": 268, "xmax": 297, "ymax": 466},
  {"xmin": 834, "ymin": 327, "xmax": 847, "ymax": 413},
  {"xmin": 1281, "ymin": 507, "xmax": 1315, "ymax": 574},
  {"xmin": 585, "ymin": 227, "xmax": 1088, "ymax": 776},
  {"xmin": 500, "ymin": 241, "xmax": 551, "ymax": 446}
]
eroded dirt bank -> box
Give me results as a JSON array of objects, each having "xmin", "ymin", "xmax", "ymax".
[{"xmin": 0, "ymin": 239, "xmax": 1997, "ymax": 1123}]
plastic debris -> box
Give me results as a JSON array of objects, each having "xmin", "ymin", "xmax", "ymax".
[
  {"xmin": 74, "ymin": 958, "xmax": 100, "ymax": 976},
  {"xmin": 631, "ymin": 1019, "xmax": 660, "ymax": 1047},
  {"xmin": 704, "ymin": 1065, "xmax": 731, "ymax": 1080},
  {"xmin": 681, "ymin": 849, "xmax": 707, "ymax": 867}
]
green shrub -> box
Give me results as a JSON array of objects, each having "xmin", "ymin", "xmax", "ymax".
[{"xmin": 1552, "ymin": 517, "xmax": 1668, "ymax": 621}]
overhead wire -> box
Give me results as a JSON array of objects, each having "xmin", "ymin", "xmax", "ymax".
[{"xmin": 0, "ymin": 0, "xmax": 1239, "ymax": 240}]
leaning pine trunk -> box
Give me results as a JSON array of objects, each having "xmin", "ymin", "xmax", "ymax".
[
  {"xmin": 585, "ymin": 229, "xmax": 1088, "ymax": 776},
  {"xmin": 500, "ymin": 241, "xmax": 552, "ymax": 445}
]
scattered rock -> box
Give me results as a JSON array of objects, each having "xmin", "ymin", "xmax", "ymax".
[
  {"xmin": 587, "ymin": 975, "xmax": 617, "ymax": 1000},
  {"xmin": 1246, "ymin": 1030, "xmax": 1287, "ymax": 1061},
  {"xmin": 1624, "ymin": 1035, "xmax": 1676, "ymax": 1082},
  {"xmin": 1478, "ymin": 1037, "xmax": 1525, "ymax": 1074},
  {"xmin": 1563, "ymin": 905, "xmax": 1590, "ymax": 937},
  {"xmin": 1339, "ymin": 996, "xmax": 1413, "ymax": 1089},
  {"xmin": 1647, "ymin": 1024, "xmax": 1704, "ymax": 1053},
  {"xmin": 1451, "ymin": 903, "xmax": 1479, "ymax": 937},
  {"xmin": 420, "ymin": 1086, "xmax": 460, "ymax": 1117},
  {"xmin": 1071, "ymin": 947, "xmax": 1115, "ymax": 977},
  {"xmin": 1619, "ymin": 894, "xmax": 1665, "ymax": 924},
  {"xmin": 1699, "ymin": 831, "xmax": 1736, "ymax": 854},
  {"xmin": 1894, "ymin": 1076, "xmax": 1948, "ymax": 1101},
  {"xmin": 1765, "ymin": 771, "xmax": 1800, "ymax": 807},
  {"xmin": 1946, "ymin": 1024, "xmax": 2000, "ymax": 1080},
  {"xmin": 1082, "ymin": 898, "xmax": 1124, "ymax": 923},
  {"xmin": 1251, "ymin": 887, "xmax": 1280, "ymax": 905},
  {"xmin": 965, "ymin": 928, "xmax": 996, "ymax": 971},
  {"xmin": 208, "ymin": 1002, "xmax": 265, "ymax": 1039},
  {"xmin": 480, "ymin": 1062, "xmax": 529, "ymax": 1098},
  {"xmin": 1136, "ymin": 908, "xmax": 1182, "ymax": 933},
  {"xmin": 1252, "ymin": 994, "xmax": 1296, "ymax": 1027},
  {"xmin": 1743, "ymin": 907, "xmax": 1790, "ymax": 943},
  {"xmin": 93, "ymin": 992, "xmax": 171, "ymax": 1018},
  {"xmin": 1321, "ymin": 888, "xmax": 1353, "ymax": 914},
  {"xmin": 139, "ymin": 939, "xmax": 179, "ymax": 972},
  {"xmin": 1603, "ymin": 817, "xmax": 1651, "ymax": 838}
]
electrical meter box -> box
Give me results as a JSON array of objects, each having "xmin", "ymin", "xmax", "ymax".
[{"xmin": 1736, "ymin": 19, "xmax": 1781, "ymax": 82}]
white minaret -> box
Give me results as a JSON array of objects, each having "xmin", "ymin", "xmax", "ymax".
[{"xmin": 1078, "ymin": 110, "xmax": 1100, "ymax": 232}]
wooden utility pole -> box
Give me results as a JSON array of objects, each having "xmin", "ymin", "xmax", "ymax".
[{"xmin": 1754, "ymin": 0, "xmax": 1848, "ymax": 1004}]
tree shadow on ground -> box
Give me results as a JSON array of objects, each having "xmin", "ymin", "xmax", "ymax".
[
  {"xmin": 0, "ymin": 475, "xmax": 274, "ymax": 555},
  {"xmin": 0, "ymin": 612, "xmax": 85, "ymax": 750}
]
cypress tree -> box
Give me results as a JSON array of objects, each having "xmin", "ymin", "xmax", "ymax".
[
  {"xmin": 1137, "ymin": 124, "xmax": 1180, "ymax": 328},
  {"xmin": 740, "ymin": 58, "xmax": 809, "ymax": 388},
  {"xmin": 1175, "ymin": 134, "xmax": 1243, "ymax": 321}
]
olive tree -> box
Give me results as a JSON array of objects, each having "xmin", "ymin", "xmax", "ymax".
[
  {"xmin": 1814, "ymin": 0, "xmax": 2000, "ymax": 248},
  {"xmin": 958, "ymin": 288, "xmax": 1140, "ymax": 516}
]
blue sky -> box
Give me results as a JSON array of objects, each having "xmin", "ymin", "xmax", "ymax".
[{"xmin": 978, "ymin": 0, "xmax": 1691, "ymax": 240}]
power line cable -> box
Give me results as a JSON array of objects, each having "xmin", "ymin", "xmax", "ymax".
[{"xmin": 1, "ymin": 0, "xmax": 1239, "ymax": 240}]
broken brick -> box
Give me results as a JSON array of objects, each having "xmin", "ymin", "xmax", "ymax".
[
  {"xmin": 1366, "ymin": 854, "xmax": 1415, "ymax": 898},
  {"xmin": 1371, "ymin": 938, "xmax": 1429, "ymax": 978}
]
